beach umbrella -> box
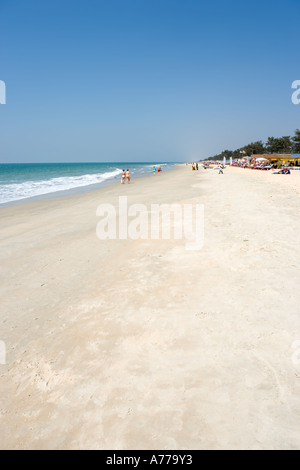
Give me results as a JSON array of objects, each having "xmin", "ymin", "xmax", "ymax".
[{"xmin": 256, "ymin": 157, "xmax": 268, "ymax": 161}]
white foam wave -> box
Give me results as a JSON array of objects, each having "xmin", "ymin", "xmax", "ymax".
[{"xmin": 0, "ymin": 169, "xmax": 122, "ymax": 204}]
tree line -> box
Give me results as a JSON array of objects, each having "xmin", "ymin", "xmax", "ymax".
[{"xmin": 207, "ymin": 129, "xmax": 300, "ymax": 161}]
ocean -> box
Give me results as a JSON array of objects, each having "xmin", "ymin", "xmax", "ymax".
[{"xmin": 0, "ymin": 162, "xmax": 174, "ymax": 206}]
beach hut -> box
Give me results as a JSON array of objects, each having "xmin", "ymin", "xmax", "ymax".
[{"xmin": 251, "ymin": 154, "xmax": 300, "ymax": 167}]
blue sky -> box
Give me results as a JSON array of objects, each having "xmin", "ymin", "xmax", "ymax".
[{"xmin": 0, "ymin": 0, "xmax": 299, "ymax": 162}]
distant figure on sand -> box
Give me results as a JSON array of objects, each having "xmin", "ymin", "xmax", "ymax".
[
  {"xmin": 126, "ymin": 169, "xmax": 131, "ymax": 183},
  {"xmin": 153, "ymin": 166, "xmax": 157, "ymax": 175},
  {"xmin": 121, "ymin": 169, "xmax": 126, "ymax": 184},
  {"xmin": 273, "ymin": 168, "xmax": 291, "ymax": 175},
  {"xmin": 218, "ymin": 166, "xmax": 223, "ymax": 174},
  {"xmin": 157, "ymin": 165, "xmax": 161, "ymax": 173},
  {"xmin": 196, "ymin": 163, "xmax": 198, "ymax": 170}
]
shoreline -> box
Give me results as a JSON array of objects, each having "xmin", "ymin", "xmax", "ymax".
[
  {"xmin": 0, "ymin": 165, "xmax": 182, "ymax": 220},
  {"xmin": 0, "ymin": 163, "xmax": 178, "ymax": 209},
  {"xmin": 1, "ymin": 164, "xmax": 300, "ymax": 450}
]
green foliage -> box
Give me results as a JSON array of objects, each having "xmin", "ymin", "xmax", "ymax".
[
  {"xmin": 206, "ymin": 130, "xmax": 298, "ymax": 160},
  {"xmin": 266, "ymin": 136, "xmax": 292, "ymax": 153},
  {"xmin": 243, "ymin": 141, "xmax": 266, "ymax": 155},
  {"xmin": 292, "ymin": 129, "xmax": 300, "ymax": 153}
]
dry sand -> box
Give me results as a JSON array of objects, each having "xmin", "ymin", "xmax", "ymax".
[
  {"xmin": 0, "ymin": 165, "xmax": 300, "ymax": 450},
  {"xmin": 231, "ymin": 165, "xmax": 300, "ymax": 196}
]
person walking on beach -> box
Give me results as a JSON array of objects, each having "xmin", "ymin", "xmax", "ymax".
[
  {"xmin": 196, "ymin": 162, "xmax": 198, "ymax": 170},
  {"xmin": 121, "ymin": 169, "xmax": 126, "ymax": 184},
  {"xmin": 218, "ymin": 165, "xmax": 223, "ymax": 174},
  {"xmin": 153, "ymin": 166, "xmax": 157, "ymax": 175},
  {"xmin": 126, "ymin": 169, "xmax": 131, "ymax": 183}
]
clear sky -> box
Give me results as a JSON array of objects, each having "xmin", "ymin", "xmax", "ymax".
[{"xmin": 0, "ymin": 0, "xmax": 299, "ymax": 162}]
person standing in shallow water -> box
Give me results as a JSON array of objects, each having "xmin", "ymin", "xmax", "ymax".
[
  {"xmin": 126, "ymin": 169, "xmax": 131, "ymax": 183},
  {"xmin": 121, "ymin": 169, "xmax": 126, "ymax": 184}
]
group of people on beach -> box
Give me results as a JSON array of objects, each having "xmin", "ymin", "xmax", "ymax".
[
  {"xmin": 121, "ymin": 165, "xmax": 163, "ymax": 183},
  {"xmin": 190, "ymin": 161, "xmax": 225, "ymax": 174},
  {"xmin": 152, "ymin": 165, "xmax": 161, "ymax": 175},
  {"xmin": 121, "ymin": 169, "xmax": 131, "ymax": 184}
]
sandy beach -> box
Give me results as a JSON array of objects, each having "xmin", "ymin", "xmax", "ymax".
[{"xmin": 1, "ymin": 165, "xmax": 300, "ymax": 450}]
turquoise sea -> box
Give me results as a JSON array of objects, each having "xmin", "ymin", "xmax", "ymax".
[{"xmin": 0, "ymin": 162, "xmax": 174, "ymax": 206}]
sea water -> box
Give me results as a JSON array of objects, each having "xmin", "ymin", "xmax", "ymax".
[{"xmin": 0, "ymin": 162, "xmax": 174, "ymax": 206}]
